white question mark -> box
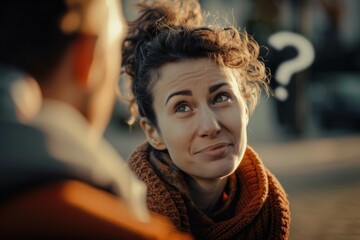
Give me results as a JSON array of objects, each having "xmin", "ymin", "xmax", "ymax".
[{"xmin": 268, "ymin": 31, "xmax": 315, "ymax": 101}]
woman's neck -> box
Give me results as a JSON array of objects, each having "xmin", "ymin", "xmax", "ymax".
[{"xmin": 185, "ymin": 176, "xmax": 228, "ymax": 213}]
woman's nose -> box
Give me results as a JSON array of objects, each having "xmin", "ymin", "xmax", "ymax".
[{"xmin": 197, "ymin": 108, "xmax": 221, "ymax": 138}]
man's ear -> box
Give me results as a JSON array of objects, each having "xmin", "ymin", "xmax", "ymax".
[
  {"xmin": 73, "ymin": 34, "xmax": 97, "ymax": 88},
  {"xmin": 140, "ymin": 118, "xmax": 167, "ymax": 150}
]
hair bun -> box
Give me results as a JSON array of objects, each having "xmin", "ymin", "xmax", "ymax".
[
  {"xmin": 123, "ymin": 0, "xmax": 203, "ymax": 77},
  {"xmin": 126, "ymin": 0, "xmax": 203, "ymax": 47},
  {"xmin": 136, "ymin": 0, "xmax": 203, "ymax": 29}
]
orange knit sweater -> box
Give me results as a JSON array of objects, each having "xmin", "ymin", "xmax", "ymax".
[{"xmin": 128, "ymin": 143, "xmax": 290, "ymax": 240}]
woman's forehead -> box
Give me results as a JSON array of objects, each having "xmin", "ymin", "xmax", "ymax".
[{"xmin": 158, "ymin": 58, "xmax": 234, "ymax": 85}]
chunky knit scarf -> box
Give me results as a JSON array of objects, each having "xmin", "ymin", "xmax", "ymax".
[{"xmin": 128, "ymin": 142, "xmax": 290, "ymax": 240}]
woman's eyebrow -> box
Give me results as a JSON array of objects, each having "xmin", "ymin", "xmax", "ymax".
[
  {"xmin": 165, "ymin": 83, "xmax": 229, "ymax": 105},
  {"xmin": 209, "ymin": 82, "xmax": 228, "ymax": 93},
  {"xmin": 165, "ymin": 90, "xmax": 192, "ymax": 105}
]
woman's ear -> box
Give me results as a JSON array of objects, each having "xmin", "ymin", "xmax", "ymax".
[
  {"xmin": 73, "ymin": 34, "xmax": 97, "ymax": 88},
  {"xmin": 140, "ymin": 118, "xmax": 167, "ymax": 150}
]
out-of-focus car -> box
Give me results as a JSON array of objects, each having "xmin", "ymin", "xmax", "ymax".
[{"xmin": 310, "ymin": 72, "xmax": 360, "ymax": 130}]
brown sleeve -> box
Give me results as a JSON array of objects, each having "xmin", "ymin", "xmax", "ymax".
[{"xmin": 0, "ymin": 180, "xmax": 193, "ymax": 240}]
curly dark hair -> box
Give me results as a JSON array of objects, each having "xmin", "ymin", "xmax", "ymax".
[{"xmin": 122, "ymin": 0, "xmax": 269, "ymax": 127}]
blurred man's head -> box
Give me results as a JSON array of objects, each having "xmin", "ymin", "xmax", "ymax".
[{"xmin": 0, "ymin": 0, "xmax": 127, "ymax": 135}]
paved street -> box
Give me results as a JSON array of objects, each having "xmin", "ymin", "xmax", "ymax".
[
  {"xmin": 254, "ymin": 136, "xmax": 360, "ymax": 240},
  {"xmin": 289, "ymin": 180, "xmax": 360, "ymax": 240}
]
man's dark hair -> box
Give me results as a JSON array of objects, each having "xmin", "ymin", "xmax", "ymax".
[{"xmin": 0, "ymin": 0, "xmax": 78, "ymax": 82}]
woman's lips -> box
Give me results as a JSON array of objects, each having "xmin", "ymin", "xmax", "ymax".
[{"xmin": 195, "ymin": 143, "xmax": 232, "ymax": 159}]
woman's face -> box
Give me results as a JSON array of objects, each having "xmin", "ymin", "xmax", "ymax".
[{"xmin": 143, "ymin": 58, "xmax": 248, "ymax": 183}]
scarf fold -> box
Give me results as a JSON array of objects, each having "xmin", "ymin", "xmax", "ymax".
[{"xmin": 128, "ymin": 142, "xmax": 290, "ymax": 240}]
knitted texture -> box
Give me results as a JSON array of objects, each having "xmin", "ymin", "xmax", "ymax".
[
  {"xmin": 128, "ymin": 143, "xmax": 290, "ymax": 240},
  {"xmin": 129, "ymin": 144, "xmax": 191, "ymax": 232}
]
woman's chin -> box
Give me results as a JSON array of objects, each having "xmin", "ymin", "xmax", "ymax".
[{"xmin": 203, "ymin": 161, "xmax": 239, "ymax": 179}]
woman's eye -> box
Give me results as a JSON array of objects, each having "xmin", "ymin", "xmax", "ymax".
[
  {"xmin": 213, "ymin": 93, "xmax": 231, "ymax": 104},
  {"xmin": 174, "ymin": 102, "xmax": 191, "ymax": 112}
]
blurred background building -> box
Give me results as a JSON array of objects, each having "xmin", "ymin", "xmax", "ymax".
[{"xmin": 107, "ymin": 1, "xmax": 360, "ymax": 239}]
